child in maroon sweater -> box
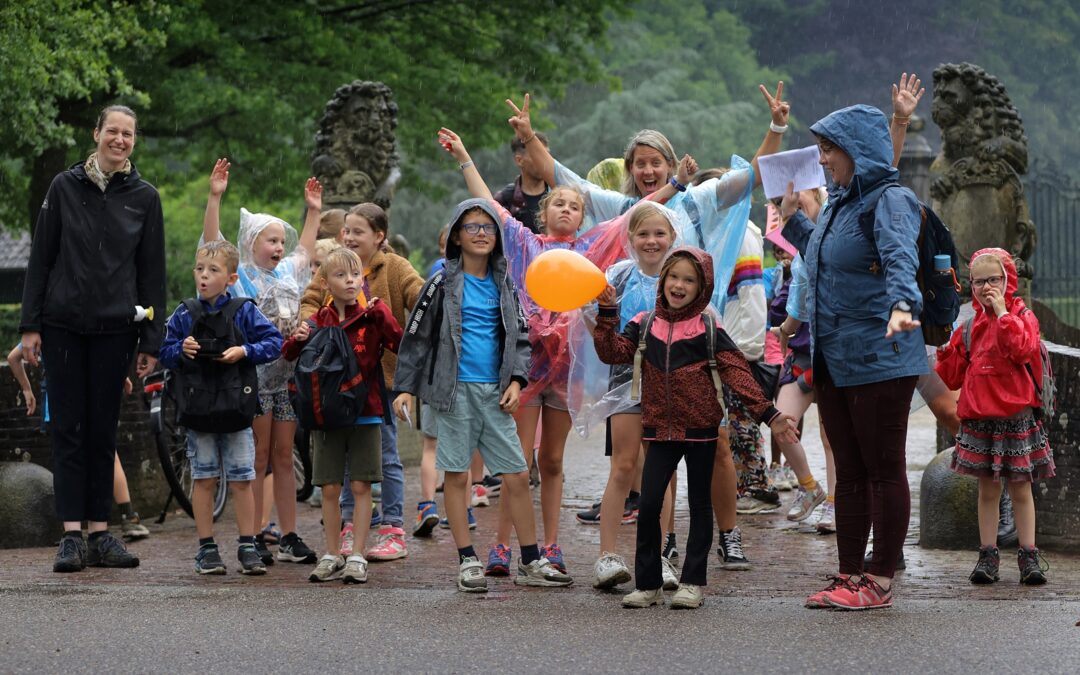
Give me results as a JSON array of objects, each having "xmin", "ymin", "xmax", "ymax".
[{"xmin": 594, "ymin": 246, "xmax": 798, "ymax": 609}]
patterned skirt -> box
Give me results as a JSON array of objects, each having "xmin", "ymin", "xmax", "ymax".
[{"xmin": 951, "ymin": 410, "xmax": 1055, "ymax": 482}]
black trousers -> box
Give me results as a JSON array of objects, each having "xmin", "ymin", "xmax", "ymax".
[
  {"xmin": 42, "ymin": 326, "xmax": 137, "ymax": 523},
  {"xmin": 635, "ymin": 439, "xmax": 716, "ymax": 589}
]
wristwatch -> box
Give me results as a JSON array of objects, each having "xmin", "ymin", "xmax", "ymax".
[{"xmin": 892, "ymin": 300, "xmax": 913, "ymax": 313}]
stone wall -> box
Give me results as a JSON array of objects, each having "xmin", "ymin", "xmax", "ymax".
[{"xmin": 1033, "ymin": 342, "xmax": 1080, "ymax": 550}]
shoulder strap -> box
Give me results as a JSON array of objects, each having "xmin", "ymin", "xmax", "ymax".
[
  {"xmin": 702, "ymin": 314, "xmax": 725, "ymax": 408},
  {"xmin": 961, "ymin": 317, "xmax": 974, "ymax": 358},
  {"xmin": 182, "ymin": 298, "xmax": 204, "ymax": 335},
  {"xmin": 630, "ymin": 311, "xmax": 655, "ymax": 401},
  {"xmin": 221, "ymin": 296, "xmax": 252, "ymax": 321},
  {"xmin": 1016, "ymin": 307, "xmax": 1044, "ymax": 395}
]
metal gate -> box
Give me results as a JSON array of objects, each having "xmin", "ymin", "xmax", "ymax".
[{"xmin": 1026, "ymin": 159, "xmax": 1080, "ymax": 328}]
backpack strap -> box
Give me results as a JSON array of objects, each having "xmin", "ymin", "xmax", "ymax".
[
  {"xmin": 630, "ymin": 311, "xmax": 654, "ymax": 401},
  {"xmin": 961, "ymin": 317, "xmax": 973, "ymax": 357},
  {"xmin": 181, "ymin": 298, "xmax": 204, "ymax": 336},
  {"xmin": 1017, "ymin": 307, "xmax": 1043, "ymax": 396},
  {"xmin": 220, "ymin": 296, "xmax": 253, "ymax": 320}
]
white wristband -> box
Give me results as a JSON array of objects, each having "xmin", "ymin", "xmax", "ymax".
[
  {"xmin": 770, "ymin": 122, "xmax": 788, "ymax": 134},
  {"xmin": 459, "ymin": 160, "xmax": 474, "ymax": 171}
]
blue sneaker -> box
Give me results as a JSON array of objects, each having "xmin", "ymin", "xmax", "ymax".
[
  {"xmin": 439, "ymin": 508, "xmax": 476, "ymax": 530},
  {"xmin": 412, "ymin": 501, "xmax": 440, "ymax": 538},
  {"xmin": 540, "ymin": 543, "xmax": 567, "ymax": 574},
  {"xmin": 370, "ymin": 506, "xmax": 381, "ymax": 528},
  {"xmin": 486, "ymin": 543, "xmax": 512, "ymax": 577}
]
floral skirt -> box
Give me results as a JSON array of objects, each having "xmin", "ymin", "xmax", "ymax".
[{"xmin": 951, "ymin": 411, "xmax": 1055, "ymax": 482}]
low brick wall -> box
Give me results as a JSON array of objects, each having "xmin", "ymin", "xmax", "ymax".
[{"xmin": 1033, "ymin": 342, "xmax": 1080, "ymax": 550}]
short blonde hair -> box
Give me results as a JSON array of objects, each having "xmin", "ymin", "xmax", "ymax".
[
  {"xmin": 196, "ymin": 239, "xmax": 240, "ymax": 273},
  {"xmin": 313, "ymin": 238, "xmax": 341, "ymax": 261},
  {"xmin": 318, "ymin": 247, "xmax": 364, "ymax": 281},
  {"xmin": 627, "ymin": 202, "xmax": 676, "ymax": 238}
]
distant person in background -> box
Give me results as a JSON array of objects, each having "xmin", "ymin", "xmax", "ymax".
[
  {"xmin": 494, "ymin": 132, "xmax": 550, "ymax": 234},
  {"xmin": 428, "ymin": 224, "xmax": 450, "ymax": 278},
  {"xmin": 586, "ymin": 158, "xmax": 626, "ymax": 193},
  {"xmin": 318, "ymin": 208, "xmax": 347, "ymax": 242}
]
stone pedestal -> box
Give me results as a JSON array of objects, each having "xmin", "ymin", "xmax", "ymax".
[
  {"xmin": 0, "ymin": 461, "xmax": 60, "ymax": 548},
  {"xmin": 1032, "ymin": 342, "xmax": 1080, "ymax": 550},
  {"xmin": 919, "ymin": 448, "xmax": 981, "ymax": 549}
]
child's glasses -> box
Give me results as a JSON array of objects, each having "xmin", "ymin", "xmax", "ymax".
[
  {"xmin": 970, "ymin": 275, "xmax": 1004, "ymax": 288},
  {"xmin": 461, "ymin": 222, "xmax": 497, "ymax": 235}
]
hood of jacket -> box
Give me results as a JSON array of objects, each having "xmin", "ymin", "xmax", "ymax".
[
  {"xmin": 969, "ymin": 247, "xmax": 1019, "ymax": 316},
  {"xmin": 810, "ymin": 104, "xmax": 898, "ymax": 207},
  {"xmin": 445, "ymin": 198, "xmax": 505, "ymax": 263},
  {"xmin": 655, "ymin": 246, "xmax": 714, "ymax": 322}
]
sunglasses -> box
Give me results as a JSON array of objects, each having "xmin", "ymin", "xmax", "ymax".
[{"xmin": 461, "ymin": 222, "xmax": 497, "ymax": 235}]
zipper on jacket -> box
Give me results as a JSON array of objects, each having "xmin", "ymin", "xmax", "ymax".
[{"xmin": 664, "ymin": 318, "xmax": 674, "ymax": 440}]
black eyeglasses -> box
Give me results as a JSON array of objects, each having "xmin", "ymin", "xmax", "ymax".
[
  {"xmin": 461, "ymin": 222, "xmax": 497, "ymax": 235},
  {"xmin": 971, "ymin": 275, "xmax": 1004, "ymax": 288}
]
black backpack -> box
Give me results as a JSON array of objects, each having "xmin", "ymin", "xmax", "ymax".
[
  {"xmin": 858, "ymin": 185, "xmax": 961, "ymax": 346},
  {"xmin": 173, "ymin": 297, "xmax": 259, "ymax": 433},
  {"xmin": 288, "ymin": 312, "xmax": 370, "ymax": 430}
]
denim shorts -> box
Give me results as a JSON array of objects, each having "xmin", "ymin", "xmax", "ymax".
[
  {"xmin": 186, "ymin": 429, "xmax": 256, "ymax": 481},
  {"xmin": 420, "ymin": 401, "xmax": 437, "ymax": 439},
  {"xmin": 258, "ymin": 390, "xmax": 297, "ymax": 422},
  {"xmin": 432, "ymin": 382, "xmax": 528, "ymax": 476}
]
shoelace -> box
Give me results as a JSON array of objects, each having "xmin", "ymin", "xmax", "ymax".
[
  {"xmin": 1020, "ymin": 548, "xmax": 1050, "ymax": 573},
  {"xmin": 724, "ymin": 531, "xmax": 745, "ymax": 559}
]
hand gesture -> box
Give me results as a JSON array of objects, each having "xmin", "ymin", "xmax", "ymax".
[
  {"xmin": 891, "ymin": 73, "xmax": 924, "ymax": 119},
  {"xmin": 182, "ymin": 336, "xmax": 200, "ymax": 359},
  {"xmin": 136, "ymin": 354, "xmax": 158, "ymax": 379},
  {"xmin": 759, "ymin": 81, "xmax": 790, "ymax": 127},
  {"xmin": 392, "ymin": 393, "xmax": 413, "ymax": 423},
  {"xmin": 499, "ymin": 381, "xmax": 521, "ymax": 414},
  {"xmin": 209, "ymin": 158, "xmax": 230, "ymax": 196},
  {"xmin": 596, "ymin": 284, "xmax": 617, "ymax": 306},
  {"xmin": 21, "ymin": 388, "xmax": 36, "ymax": 416},
  {"xmin": 505, "ymin": 93, "xmax": 534, "ymax": 140},
  {"xmin": 984, "ymin": 286, "xmax": 1008, "ymax": 317},
  {"xmin": 769, "ymin": 413, "xmax": 801, "ymax": 445},
  {"xmin": 676, "ymin": 154, "xmax": 698, "ymax": 186},
  {"xmin": 216, "ymin": 346, "xmax": 246, "ymax": 364},
  {"xmin": 885, "ymin": 309, "xmax": 922, "ymax": 338},
  {"xmin": 304, "ymin": 177, "xmax": 323, "ymax": 212},
  {"xmin": 293, "ymin": 321, "xmax": 311, "ymax": 342},
  {"xmin": 437, "ymin": 127, "xmax": 470, "ymax": 163}
]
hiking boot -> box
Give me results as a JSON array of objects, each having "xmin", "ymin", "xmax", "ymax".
[
  {"xmin": 486, "ymin": 544, "xmax": 512, "ymax": 576},
  {"xmin": 969, "ymin": 545, "xmax": 1000, "ymax": 584},
  {"xmin": 120, "ymin": 512, "xmax": 150, "ymax": 541},
  {"xmin": 254, "ymin": 535, "xmax": 275, "ymax": 566},
  {"xmin": 670, "ymin": 583, "xmax": 704, "ymax": 609},
  {"xmin": 366, "ymin": 526, "xmax": 408, "ymax": 561},
  {"xmin": 805, "ymin": 575, "xmax": 854, "ymax": 609},
  {"xmin": 87, "ymin": 532, "xmax": 139, "ymax": 568},
  {"xmin": 575, "ymin": 501, "xmax": 602, "ymax": 525},
  {"xmin": 309, "ymin": 554, "xmax": 345, "ymax": 582},
  {"xmin": 194, "ymin": 544, "xmax": 226, "ymax": 575},
  {"xmin": 342, "ymin": 555, "xmax": 369, "ymax": 583},
  {"xmin": 825, "ymin": 576, "xmax": 893, "ymax": 611},
  {"xmin": 458, "ymin": 556, "xmax": 488, "ymax": 593},
  {"xmin": 470, "ymin": 484, "xmax": 490, "ymax": 508},
  {"xmin": 863, "ymin": 548, "xmax": 906, "ymax": 571},
  {"xmin": 412, "ymin": 501, "xmax": 440, "ymax": 537},
  {"xmin": 340, "ymin": 523, "xmax": 355, "ymax": 557},
  {"xmin": 786, "ymin": 484, "xmax": 827, "ymax": 522},
  {"xmin": 1018, "ymin": 547, "xmax": 1049, "ymax": 585},
  {"xmin": 661, "ymin": 556, "xmax": 679, "ymax": 591},
  {"xmin": 718, "ymin": 527, "xmax": 751, "ymax": 571},
  {"xmin": 622, "ymin": 587, "xmax": 664, "ymax": 608},
  {"xmin": 662, "ymin": 532, "xmax": 679, "ymax": 562},
  {"xmin": 237, "ymin": 543, "xmax": 266, "ymax": 575},
  {"xmin": 593, "ymin": 552, "xmax": 631, "ymax": 589},
  {"xmin": 539, "ymin": 544, "xmax": 566, "ymax": 574},
  {"xmin": 815, "ymin": 501, "xmax": 836, "ymax": 534},
  {"xmin": 53, "ymin": 534, "xmax": 87, "ymax": 573},
  {"xmin": 514, "ymin": 558, "xmax": 573, "ymax": 587},
  {"xmin": 276, "ymin": 532, "xmax": 317, "ymax": 563}
]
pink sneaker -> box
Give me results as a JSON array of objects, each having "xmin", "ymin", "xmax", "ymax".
[
  {"xmin": 366, "ymin": 526, "xmax": 408, "ymax": 561},
  {"xmin": 805, "ymin": 575, "xmax": 853, "ymax": 609},
  {"xmin": 825, "ymin": 576, "xmax": 893, "ymax": 611},
  {"xmin": 339, "ymin": 523, "xmax": 354, "ymax": 558}
]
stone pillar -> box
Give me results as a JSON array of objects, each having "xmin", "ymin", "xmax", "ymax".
[
  {"xmin": 1032, "ymin": 342, "xmax": 1080, "ymax": 550},
  {"xmin": 897, "ymin": 115, "xmax": 933, "ymax": 204}
]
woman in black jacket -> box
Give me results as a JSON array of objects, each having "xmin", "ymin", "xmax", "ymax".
[{"xmin": 20, "ymin": 105, "xmax": 165, "ymax": 573}]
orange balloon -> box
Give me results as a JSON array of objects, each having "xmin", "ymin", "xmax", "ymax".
[{"xmin": 525, "ymin": 249, "xmax": 607, "ymax": 312}]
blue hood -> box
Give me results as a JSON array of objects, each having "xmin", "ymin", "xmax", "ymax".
[{"xmin": 810, "ymin": 104, "xmax": 898, "ymax": 206}]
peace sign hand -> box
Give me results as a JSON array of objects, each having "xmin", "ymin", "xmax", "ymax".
[
  {"xmin": 892, "ymin": 72, "xmax": 925, "ymax": 118},
  {"xmin": 505, "ymin": 93, "xmax": 534, "ymax": 141},
  {"xmin": 759, "ymin": 81, "xmax": 790, "ymax": 127}
]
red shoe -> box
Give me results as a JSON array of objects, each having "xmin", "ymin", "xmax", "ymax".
[
  {"xmin": 805, "ymin": 575, "xmax": 853, "ymax": 609},
  {"xmin": 825, "ymin": 576, "xmax": 893, "ymax": 611}
]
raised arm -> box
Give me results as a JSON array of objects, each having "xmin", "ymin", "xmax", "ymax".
[
  {"xmin": 749, "ymin": 82, "xmax": 791, "ymax": 189},
  {"xmin": 438, "ymin": 128, "xmax": 493, "ymax": 200},
  {"xmin": 506, "ymin": 94, "xmax": 555, "ymax": 187},
  {"xmin": 203, "ymin": 158, "xmax": 229, "ymax": 242},
  {"xmin": 298, "ymin": 177, "xmax": 323, "ymax": 256},
  {"xmin": 890, "ymin": 73, "xmax": 924, "ymax": 168}
]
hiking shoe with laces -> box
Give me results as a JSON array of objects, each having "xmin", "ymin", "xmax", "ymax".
[
  {"xmin": 194, "ymin": 544, "xmax": 226, "ymax": 575},
  {"xmin": 863, "ymin": 548, "xmax": 906, "ymax": 570},
  {"xmin": 718, "ymin": 527, "xmax": 751, "ymax": 571},
  {"xmin": 514, "ymin": 558, "xmax": 573, "ymax": 587},
  {"xmin": 622, "ymin": 587, "xmax": 664, "ymax": 608},
  {"xmin": 815, "ymin": 501, "xmax": 836, "ymax": 534},
  {"xmin": 486, "ymin": 544, "xmax": 512, "ymax": 576},
  {"xmin": 366, "ymin": 526, "xmax": 408, "ymax": 561},
  {"xmin": 670, "ymin": 583, "xmax": 704, "ymax": 609},
  {"xmin": 825, "ymin": 576, "xmax": 893, "ymax": 610},
  {"xmin": 254, "ymin": 535, "xmax": 275, "ymax": 566},
  {"xmin": 786, "ymin": 484, "xmax": 827, "ymax": 522},
  {"xmin": 439, "ymin": 508, "xmax": 476, "ymax": 530},
  {"xmin": 540, "ymin": 544, "xmax": 566, "ymax": 574},
  {"xmin": 471, "ymin": 484, "xmax": 490, "ymax": 508},
  {"xmin": 237, "ymin": 544, "xmax": 266, "ymax": 575},
  {"xmin": 593, "ymin": 552, "xmax": 631, "ymax": 589},
  {"xmin": 276, "ymin": 532, "xmax": 316, "ymax": 563},
  {"xmin": 805, "ymin": 575, "xmax": 853, "ymax": 608},
  {"xmin": 342, "ymin": 555, "xmax": 368, "ymax": 583},
  {"xmin": 309, "ymin": 554, "xmax": 345, "ymax": 582},
  {"xmin": 340, "ymin": 523, "xmax": 355, "ymax": 557},
  {"xmin": 662, "ymin": 532, "xmax": 679, "ymax": 562},
  {"xmin": 969, "ymin": 545, "xmax": 1000, "ymax": 584},
  {"xmin": 575, "ymin": 501, "xmax": 602, "ymax": 525},
  {"xmin": 479, "ymin": 474, "xmax": 502, "ymax": 497},
  {"xmin": 120, "ymin": 512, "xmax": 150, "ymax": 541},
  {"xmin": 87, "ymin": 532, "xmax": 139, "ymax": 568},
  {"xmin": 53, "ymin": 534, "xmax": 86, "ymax": 573},
  {"xmin": 412, "ymin": 501, "xmax": 440, "ymax": 537},
  {"xmin": 1018, "ymin": 547, "xmax": 1049, "ymax": 585},
  {"xmin": 458, "ymin": 556, "xmax": 488, "ymax": 593},
  {"xmin": 661, "ymin": 556, "xmax": 679, "ymax": 591}
]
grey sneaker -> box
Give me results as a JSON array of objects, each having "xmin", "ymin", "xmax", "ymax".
[
  {"xmin": 735, "ymin": 494, "xmax": 779, "ymax": 515},
  {"xmin": 237, "ymin": 544, "xmax": 267, "ymax": 575},
  {"xmin": 622, "ymin": 587, "xmax": 664, "ymax": 608},
  {"xmin": 514, "ymin": 557, "xmax": 573, "ymax": 587},
  {"xmin": 309, "ymin": 554, "xmax": 345, "ymax": 582},
  {"xmin": 718, "ymin": 527, "xmax": 752, "ymax": 571},
  {"xmin": 87, "ymin": 532, "xmax": 139, "ymax": 568},
  {"xmin": 815, "ymin": 501, "xmax": 836, "ymax": 534},
  {"xmin": 342, "ymin": 555, "xmax": 369, "ymax": 584},
  {"xmin": 661, "ymin": 556, "xmax": 679, "ymax": 591},
  {"xmin": 120, "ymin": 513, "xmax": 150, "ymax": 541},
  {"xmin": 53, "ymin": 534, "xmax": 87, "ymax": 573},
  {"xmin": 458, "ymin": 556, "xmax": 488, "ymax": 593},
  {"xmin": 592, "ymin": 552, "xmax": 631, "ymax": 589},
  {"xmin": 670, "ymin": 583, "xmax": 704, "ymax": 609},
  {"xmin": 786, "ymin": 484, "xmax": 827, "ymax": 522},
  {"xmin": 195, "ymin": 544, "xmax": 226, "ymax": 575}
]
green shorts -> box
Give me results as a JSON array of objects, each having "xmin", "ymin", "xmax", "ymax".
[
  {"xmin": 433, "ymin": 382, "xmax": 527, "ymax": 476},
  {"xmin": 312, "ymin": 424, "xmax": 382, "ymax": 486}
]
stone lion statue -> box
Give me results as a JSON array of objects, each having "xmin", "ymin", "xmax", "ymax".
[
  {"xmin": 930, "ymin": 63, "xmax": 1036, "ymax": 290},
  {"xmin": 312, "ymin": 80, "xmax": 402, "ymax": 211}
]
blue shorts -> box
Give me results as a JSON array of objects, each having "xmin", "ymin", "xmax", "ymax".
[
  {"xmin": 186, "ymin": 429, "xmax": 257, "ymax": 481},
  {"xmin": 432, "ymin": 382, "xmax": 527, "ymax": 476}
]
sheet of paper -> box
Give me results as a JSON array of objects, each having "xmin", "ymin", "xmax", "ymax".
[
  {"xmin": 764, "ymin": 203, "xmax": 798, "ymax": 257},
  {"xmin": 757, "ymin": 145, "xmax": 826, "ymax": 200}
]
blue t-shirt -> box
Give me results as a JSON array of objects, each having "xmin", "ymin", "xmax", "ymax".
[{"xmin": 458, "ymin": 272, "xmax": 501, "ymax": 383}]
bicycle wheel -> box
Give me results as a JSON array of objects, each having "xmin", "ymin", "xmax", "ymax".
[
  {"xmin": 294, "ymin": 426, "xmax": 314, "ymax": 502},
  {"xmin": 154, "ymin": 381, "xmax": 227, "ymax": 521}
]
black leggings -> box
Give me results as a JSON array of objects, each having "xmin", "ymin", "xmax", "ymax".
[
  {"xmin": 42, "ymin": 326, "xmax": 137, "ymax": 522},
  {"xmin": 635, "ymin": 439, "xmax": 715, "ymax": 589}
]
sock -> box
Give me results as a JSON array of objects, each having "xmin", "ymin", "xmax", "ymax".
[
  {"xmin": 117, "ymin": 502, "xmax": 134, "ymax": 518},
  {"xmin": 799, "ymin": 475, "xmax": 818, "ymax": 491},
  {"xmin": 63, "ymin": 530, "xmax": 83, "ymax": 539},
  {"xmin": 199, "ymin": 537, "xmax": 216, "ymax": 548},
  {"xmin": 458, "ymin": 546, "xmax": 477, "ymax": 562},
  {"xmin": 238, "ymin": 535, "xmax": 255, "ymax": 546},
  {"xmin": 826, "ymin": 494, "xmax": 835, "ymax": 504},
  {"xmin": 521, "ymin": 544, "xmax": 541, "ymax": 565}
]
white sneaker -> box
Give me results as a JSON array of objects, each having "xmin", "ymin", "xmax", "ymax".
[
  {"xmin": 787, "ymin": 484, "xmax": 827, "ymax": 522},
  {"xmin": 458, "ymin": 556, "xmax": 488, "ymax": 593},
  {"xmin": 308, "ymin": 554, "xmax": 344, "ymax": 582},
  {"xmin": 471, "ymin": 484, "xmax": 490, "ymax": 508},
  {"xmin": 342, "ymin": 555, "xmax": 368, "ymax": 584},
  {"xmin": 661, "ymin": 556, "xmax": 679, "ymax": 591},
  {"xmin": 769, "ymin": 462, "xmax": 793, "ymax": 491},
  {"xmin": 815, "ymin": 500, "xmax": 836, "ymax": 534},
  {"xmin": 622, "ymin": 587, "xmax": 664, "ymax": 608},
  {"xmin": 514, "ymin": 557, "xmax": 573, "ymax": 587},
  {"xmin": 593, "ymin": 552, "xmax": 631, "ymax": 589},
  {"xmin": 781, "ymin": 464, "xmax": 799, "ymax": 492},
  {"xmin": 670, "ymin": 583, "xmax": 704, "ymax": 609}
]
